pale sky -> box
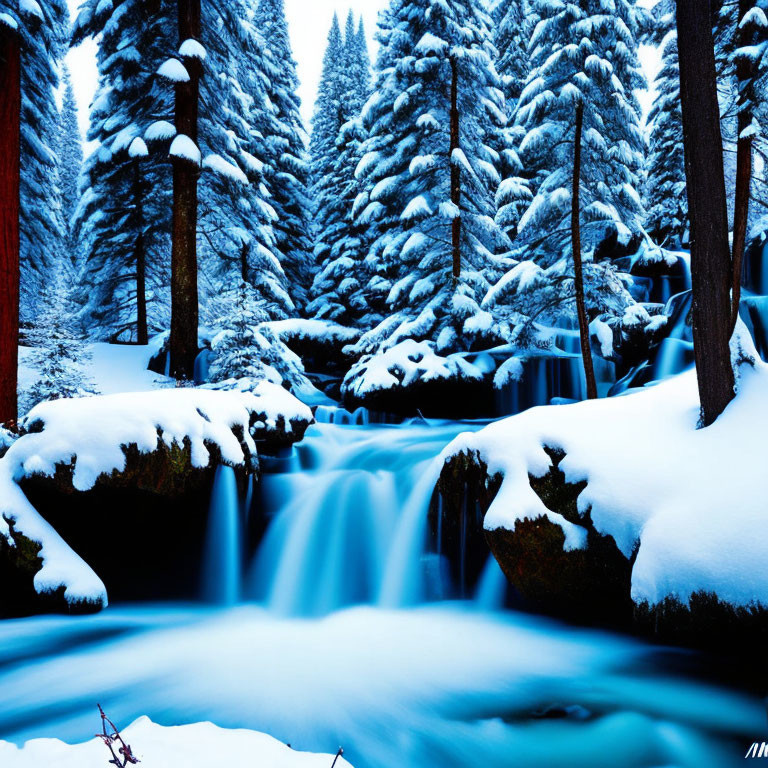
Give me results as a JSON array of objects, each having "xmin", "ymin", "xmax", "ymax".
[{"xmin": 65, "ymin": 0, "xmax": 387, "ymax": 139}]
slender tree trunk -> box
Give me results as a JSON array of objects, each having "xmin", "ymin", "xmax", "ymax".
[
  {"xmin": 170, "ymin": 0, "xmax": 202, "ymax": 380},
  {"xmin": 240, "ymin": 241, "xmax": 249, "ymax": 284},
  {"xmin": 134, "ymin": 162, "xmax": 148, "ymax": 346},
  {"xmin": 676, "ymin": 0, "xmax": 735, "ymax": 427},
  {"xmin": 0, "ymin": 26, "xmax": 20, "ymax": 428},
  {"xmin": 449, "ymin": 56, "xmax": 461, "ymax": 280},
  {"xmin": 730, "ymin": 0, "xmax": 756, "ymax": 332},
  {"xmin": 571, "ymin": 101, "xmax": 598, "ymax": 401}
]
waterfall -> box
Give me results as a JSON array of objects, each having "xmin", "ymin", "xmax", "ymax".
[
  {"xmin": 246, "ymin": 416, "xmax": 484, "ymax": 616},
  {"xmin": 475, "ymin": 556, "xmax": 509, "ymax": 611},
  {"xmin": 202, "ymin": 465, "xmax": 242, "ymax": 606}
]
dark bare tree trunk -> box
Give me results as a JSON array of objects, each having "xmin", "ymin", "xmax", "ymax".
[
  {"xmin": 240, "ymin": 240, "xmax": 249, "ymax": 284},
  {"xmin": 0, "ymin": 26, "xmax": 20, "ymax": 428},
  {"xmin": 730, "ymin": 0, "xmax": 756, "ymax": 332},
  {"xmin": 571, "ymin": 100, "xmax": 598, "ymax": 401},
  {"xmin": 134, "ymin": 162, "xmax": 148, "ymax": 346},
  {"xmin": 677, "ymin": 0, "xmax": 735, "ymax": 427},
  {"xmin": 450, "ymin": 56, "xmax": 461, "ymax": 280},
  {"xmin": 170, "ymin": 0, "xmax": 202, "ymax": 380}
]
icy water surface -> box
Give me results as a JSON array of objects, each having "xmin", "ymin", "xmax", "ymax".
[{"xmin": 0, "ymin": 604, "xmax": 762, "ymax": 768}]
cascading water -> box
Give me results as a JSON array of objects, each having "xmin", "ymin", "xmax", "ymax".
[
  {"xmin": 202, "ymin": 464, "xmax": 242, "ymax": 606},
  {"xmin": 248, "ymin": 417, "xmax": 483, "ymax": 615}
]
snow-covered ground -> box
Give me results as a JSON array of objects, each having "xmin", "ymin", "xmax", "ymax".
[
  {"xmin": 19, "ymin": 338, "xmax": 171, "ymax": 401},
  {"xmin": 442, "ymin": 327, "xmax": 768, "ymax": 609},
  {"xmin": 0, "ymin": 717, "xmax": 352, "ymax": 768}
]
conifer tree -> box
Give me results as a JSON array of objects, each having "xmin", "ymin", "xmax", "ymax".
[
  {"xmin": 58, "ymin": 67, "xmax": 83, "ymax": 271},
  {"xmin": 308, "ymin": 13, "xmax": 373, "ymax": 325},
  {"xmin": 645, "ymin": 14, "xmax": 688, "ymax": 247},
  {"xmin": 74, "ymin": 0, "xmax": 174, "ymax": 344},
  {"xmin": 310, "ymin": 14, "xmax": 350, "ymax": 272},
  {"xmin": 75, "ymin": 0, "xmax": 292, "ymax": 347},
  {"xmin": 22, "ymin": 270, "xmax": 95, "ymax": 415},
  {"xmin": 486, "ymin": 0, "xmax": 649, "ymax": 352},
  {"xmin": 1, "ymin": 0, "xmax": 68, "ymax": 426},
  {"xmin": 255, "ymin": 0, "xmax": 313, "ymax": 308},
  {"xmin": 346, "ymin": 0, "xmax": 509, "ymax": 366},
  {"xmin": 208, "ymin": 280, "xmax": 307, "ymax": 392},
  {"xmin": 18, "ymin": 0, "xmax": 68, "ymax": 322}
]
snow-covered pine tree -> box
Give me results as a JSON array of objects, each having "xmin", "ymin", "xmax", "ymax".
[
  {"xmin": 22, "ymin": 270, "xmax": 95, "ymax": 415},
  {"xmin": 207, "ymin": 280, "xmax": 307, "ymax": 392},
  {"xmin": 645, "ymin": 4, "xmax": 688, "ymax": 248},
  {"xmin": 58, "ymin": 67, "xmax": 83, "ymax": 272},
  {"xmin": 486, "ymin": 0, "xmax": 649, "ymax": 351},
  {"xmin": 345, "ymin": 0, "xmax": 509, "ymax": 372},
  {"xmin": 18, "ymin": 0, "xmax": 68, "ymax": 324},
  {"xmin": 493, "ymin": 0, "xmax": 535, "ymax": 109},
  {"xmin": 196, "ymin": 0, "xmax": 293, "ymax": 324},
  {"xmin": 308, "ymin": 13, "xmax": 373, "ymax": 326},
  {"xmin": 73, "ymin": 0, "xmax": 174, "ymax": 344},
  {"xmin": 75, "ymin": 0, "xmax": 292, "ymax": 346},
  {"xmin": 309, "ymin": 14, "xmax": 352, "ymax": 275},
  {"xmin": 492, "ymin": 0, "xmax": 536, "ymax": 240},
  {"xmin": 255, "ymin": 0, "xmax": 313, "ymax": 309}
]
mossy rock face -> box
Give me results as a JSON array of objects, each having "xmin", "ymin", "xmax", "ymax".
[
  {"xmin": 345, "ymin": 376, "xmax": 496, "ymax": 420},
  {"xmin": 0, "ymin": 517, "xmax": 102, "ymax": 618},
  {"xmin": 436, "ymin": 447, "xmax": 632, "ymax": 624}
]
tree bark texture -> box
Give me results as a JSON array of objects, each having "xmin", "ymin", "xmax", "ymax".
[
  {"xmin": 676, "ymin": 0, "xmax": 735, "ymax": 426},
  {"xmin": 571, "ymin": 100, "xmax": 598, "ymax": 401},
  {"xmin": 170, "ymin": 0, "xmax": 202, "ymax": 380},
  {"xmin": 0, "ymin": 25, "xmax": 20, "ymax": 427}
]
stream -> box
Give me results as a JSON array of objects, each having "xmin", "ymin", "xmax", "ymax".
[{"xmin": 0, "ymin": 413, "xmax": 764, "ymax": 767}]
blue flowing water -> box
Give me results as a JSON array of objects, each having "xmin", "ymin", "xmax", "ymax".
[{"xmin": 0, "ymin": 415, "xmax": 762, "ymax": 767}]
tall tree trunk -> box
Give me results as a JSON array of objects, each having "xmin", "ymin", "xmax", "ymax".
[
  {"xmin": 571, "ymin": 101, "xmax": 598, "ymax": 401},
  {"xmin": 677, "ymin": 0, "xmax": 735, "ymax": 427},
  {"xmin": 0, "ymin": 25, "xmax": 20, "ymax": 428},
  {"xmin": 450, "ymin": 56, "xmax": 461, "ymax": 280},
  {"xmin": 170, "ymin": 0, "xmax": 202, "ymax": 380},
  {"xmin": 730, "ymin": 0, "xmax": 756, "ymax": 332},
  {"xmin": 134, "ymin": 161, "xmax": 148, "ymax": 346}
]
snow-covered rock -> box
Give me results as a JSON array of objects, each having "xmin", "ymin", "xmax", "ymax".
[
  {"xmin": 440, "ymin": 330, "xmax": 768, "ymax": 619},
  {"xmin": 0, "ymin": 717, "xmax": 353, "ymax": 768},
  {"xmin": 0, "ymin": 385, "xmax": 313, "ymax": 615},
  {"xmin": 341, "ymin": 340, "xmax": 486, "ymax": 417}
]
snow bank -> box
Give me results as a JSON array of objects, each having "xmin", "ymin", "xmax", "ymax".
[
  {"xmin": 0, "ymin": 384, "xmax": 312, "ymax": 607},
  {"xmin": 0, "ymin": 717, "xmax": 353, "ymax": 768},
  {"xmin": 343, "ymin": 340, "xmax": 483, "ymax": 399},
  {"xmin": 12, "ymin": 383, "xmax": 311, "ymax": 491},
  {"xmin": 442, "ymin": 335, "xmax": 768, "ymax": 608}
]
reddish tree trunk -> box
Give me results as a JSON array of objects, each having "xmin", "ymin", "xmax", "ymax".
[
  {"xmin": 0, "ymin": 26, "xmax": 20, "ymax": 427},
  {"xmin": 677, "ymin": 0, "xmax": 735, "ymax": 427},
  {"xmin": 170, "ymin": 0, "xmax": 202, "ymax": 380},
  {"xmin": 571, "ymin": 100, "xmax": 598, "ymax": 401},
  {"xmin": 450, "ymin": 56, "xmax": 461, "ymax": 280},
  {"xmin": 730, "ymin": 0, "xmax": 756, "ymax": 332}
]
